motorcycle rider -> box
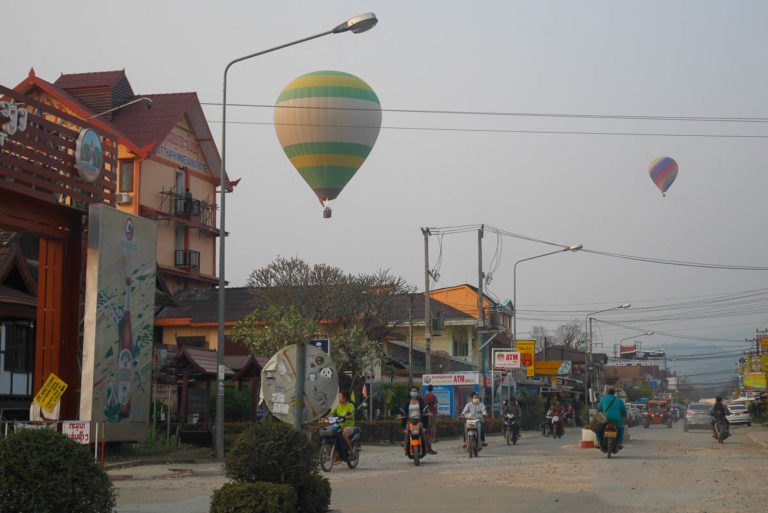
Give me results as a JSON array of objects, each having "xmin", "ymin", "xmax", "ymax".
[
  {"xmin": 595, "ymin": 388, "xmax": 627, "ymax": 450},
  {"xmin": 460, "ymin": 392, "xmax": 488, "ymax": 448},
  {"xmin": 502, "ymin": 397, "xmax": 522, "ymax": 439},
  {"xmin": 328, "ymin": 390, "xmax": 356, "ymax": 458},
  {"xmin": 710, "ymin": 396, "xmax": 729, "ymax": 439},
  {"xmin": 400, "ymin": 386, "xmax": 427, "ymax": 454}
]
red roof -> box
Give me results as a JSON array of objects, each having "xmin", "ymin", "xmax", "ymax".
[
  {"xmin": 54, "ymin": 70, "xmax": 129, "ymax": 90},
  {"xmin": 112, "ymin": 92, "xmax": 196, "ymax": 150}
]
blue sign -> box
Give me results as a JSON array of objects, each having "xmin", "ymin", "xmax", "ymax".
[
  {"xmin": 309, "ymin": 338, "xmax": 330, "ymax": 354},
  {"xmin": 423, "ymin": 385, "xmax": 453, "ymax": 417}
]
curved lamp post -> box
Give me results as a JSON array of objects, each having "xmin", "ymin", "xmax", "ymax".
[
  {"xmin": 215, "ymin": 13, "xmax": 378, "ymax": 459},
  {"xmin": 512, "ymin": 244, "xmax": 582, "ymax": 348},
  {"xmin": 584, "ymin": 304, "xmax": 630, "ymax": 407}
]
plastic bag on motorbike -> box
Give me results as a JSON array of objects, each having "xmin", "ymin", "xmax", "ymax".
[{"xmin": 588, "ymin": 411, "xmax": 607, "ymax": 434}]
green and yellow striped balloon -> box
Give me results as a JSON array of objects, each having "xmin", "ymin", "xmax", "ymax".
[{"xmin": 274, "ymin": 71, "xmax": 381, "ymax": 214}]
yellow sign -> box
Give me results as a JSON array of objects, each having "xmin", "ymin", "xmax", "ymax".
[
  {"xmin": 762, "ymin": 355, "xmax": 768, "ymax": 373},
  {"xmin": 33, "ymin": 373, "xmax": 68, "ymax": 412},
  {"xmin": 516, "ymin": 340, "xmax": 536, "ymax": 377},
  {"xmin": 750, "ymin": 355, "xmax": 763, "ymax": 373},
  {"xmin": 536, "ymin": 361, "xmax": 572, "ymax": 376},
  {"xmin": 760, "ymin": 335, "xmax": 768, "ymax": 353},
  {"xmin": 744, "ymin": 373, "xmax": 766, "ymax": 391}
]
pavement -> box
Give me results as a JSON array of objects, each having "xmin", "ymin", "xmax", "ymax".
[{"xmin": 744, "ymin": 421, "xmax": 768, "ymax": 449}]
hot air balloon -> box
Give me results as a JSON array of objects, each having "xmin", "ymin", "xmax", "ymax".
[
  {"xmin": 649, "ymin": 157, "xmax": 678, "ymax": 196},
  {"xmin": 274, "ymin": 71, "xmax": 381, "ymax": 218}
]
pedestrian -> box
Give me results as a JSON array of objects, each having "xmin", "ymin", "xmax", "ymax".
[{"xmin": 422, "ymin": 384, "xmax": 439, "ymax": 454}]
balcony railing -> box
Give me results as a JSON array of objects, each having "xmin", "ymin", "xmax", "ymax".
[
  {"xmin": 175, "ymin": 250, "xmax": 200, "ymax": 270},
  {"xmin": 175, "ymin": 197, "xmax": 201, "ymax": 217},
  {"xmin": 159, "ymin": 189, "xmax": 216, "ymax": 230}
]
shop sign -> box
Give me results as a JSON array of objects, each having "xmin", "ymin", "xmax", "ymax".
[
  {"xmin": 422, "ymin": 373, "xmax": 480, "ymax": 386},
  {"xmin": 75, "ymin": 128, "xmax": 103, "ymax": 182},
  {"xmin": 516, "ymin": 340, "xmax": 536, "ymax": 377},
  {"xmin": 744, "ymin": 373, "xmax": 766, "ymax": 391},
  {"xmin": 0, "ymin": 101, "xmax": 29, "ymax": 146},
  {"xmin": 762, "ymin": 355, "xmax": 768, "ymax": 373},
  {"xmin": 749, "ymin": 355, "xmax": 763, "ymax": 373},
  {"xmin": 535, "ymin": 361, "xmax": 572, "ymax": 375},
  {"xmin": 493, "ymin": 350, "xmax": 520, "ymax": 370}
]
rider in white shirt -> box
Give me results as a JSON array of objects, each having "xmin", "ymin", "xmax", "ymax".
[{"xmin": 460, "ymin": 392, "xmax": 488, "ymax": 447}]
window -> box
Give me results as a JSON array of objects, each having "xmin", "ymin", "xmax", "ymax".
[
  {"xmin": 3, "ymin": 321, "xmax": 34, "ymax": 372},
  {"xmin": 119, "ymin": 160, "xmax": 134, "ymax": 192},
  {"xmin": 176, "ymin": 336, "xmax": 206, "ymax": 349},
  {"xmin": 452, "ymin": 331, "xmax": 469, "ymax": 357}
]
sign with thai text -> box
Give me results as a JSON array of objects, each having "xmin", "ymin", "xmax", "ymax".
[
  {"xmin": 62, "ymin": 421, "xmax": 91, "ymax": 444},
  {"xmin": 516, "ymin": 340, "xmax": 536, "ymax": 377},
  {"xmin": 33, "ymin": 373, "xmax": 68, "ymax": 413},
  {"xmin": 422, "ymin": 373, "xmax": 480, "ymax": 386}
]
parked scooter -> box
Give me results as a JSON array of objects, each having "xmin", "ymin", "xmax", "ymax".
[
  {"xmin": 552, "ymin": 410, "xmax": 565, "ymax": 439},
  {"xmin": 600, "ymin": 420, "xmax": 621, "ymax": 458},
  {"xmin": 464, "ymin": 413, "xmax": 482, "ymax": 458},
  {"xmin": 319, "ymin": 415, "xmax": 361, "ymax": 472},
  {"xmin": 541, "ymin": 413, "xmax": 553, "ymax": 436},
  {"xmin": 503, "ymin": 412, "xmax": 520, "ymax": 445},
  {"xmin": 398, "ymin": 407, "xmax": 428, "ymax": 466}
]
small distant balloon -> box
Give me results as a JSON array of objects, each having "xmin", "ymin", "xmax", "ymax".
[{"xmin": 649, "ymin": 157, "xmax": 678, "ymax": 196}]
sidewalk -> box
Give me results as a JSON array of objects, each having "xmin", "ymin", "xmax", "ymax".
[{"xmin": 107, "ymin": 462, "xmax": 224, "ymax": 481}]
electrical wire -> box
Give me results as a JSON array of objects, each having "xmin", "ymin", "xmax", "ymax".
[{"xmin": 203, "ymin": 101, "xmax": 768, "ymax": 124}]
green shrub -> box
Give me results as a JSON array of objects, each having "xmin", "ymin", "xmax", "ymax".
[
  {"xmin": 225, "ymin": 422, "xmax": 318, "ymax": 484},
  {"xmin": 210, "ymin": 482, "xmax": 297, "ymax": 513},
  {"xmin": 517, "ymin": 389, "xmax": 546, "ymax": 430},
  {"xmin": 0, "ymin": 428, "xmax": 115, "ymax": 513},
  {"xmin": 294, "ymin": 473, "xmax": 331, "ymax": 513}
]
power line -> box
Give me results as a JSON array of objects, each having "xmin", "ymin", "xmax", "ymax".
[
  {"xmin": 202, "ymin": 102, "xmax": 768, "ymax": 124},
  {"xmin": 208, "ymin": 119, "xmax": 768, "ymax": 139}
]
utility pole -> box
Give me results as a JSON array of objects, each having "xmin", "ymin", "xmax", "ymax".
[
  {"xmin": 477, "ymin": 225, "xmax": 485, "ymax": 400},
  {"xmin": 422, "ymin": 228, "xmax": 432, "ymax": 375},
  {"xmin": 408, "ymin": 294, "xmax": 414, "ymax": 388}
]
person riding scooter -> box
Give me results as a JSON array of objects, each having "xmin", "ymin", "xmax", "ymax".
[
  {"xmin": 710, "ymin": 396, "xmax": 730, "ymax": 439},
  {"xmin": 461, "ymin": 392, "xmax": 488, "ymax": 448},
  {"xmin": 502, "ymin": 397, "xmax": 522, "ymax": 440},
  {"xmin": 595, "ymin": 388, "xmax": 627, "ymax": 450},
  {"xmin": 400, "ymin": 386, "xmax": 428, "ymax": 453}
]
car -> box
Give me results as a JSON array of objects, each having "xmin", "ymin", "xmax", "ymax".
[
  {"xmin": 726, "ymin": 404, "xmax": 752, "ymax": 426},
  {"xmin": 626, "ymin": 404, "xmax": 640, "ymax": 426},
  {"xmin": 684, "ymin": 402, "xmax": 713, "ymax": 432}
]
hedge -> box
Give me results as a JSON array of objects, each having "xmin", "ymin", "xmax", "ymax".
[{"xmin": 210, "ymin": 482, "xmax": 296, "ymax": 513}]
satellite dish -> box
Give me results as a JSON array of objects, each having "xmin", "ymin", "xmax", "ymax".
[
  {"xmin": 432, "ymin": 350, "xmax": 452, "ymax": 373},
  {"xmin": 260, "ymin": 344, "xmax": 338, "ymax": 424}
]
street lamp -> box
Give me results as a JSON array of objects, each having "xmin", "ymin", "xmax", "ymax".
[
  {"xmin": 584, "ymin": 304, "xmax": 630, "ymax": 407},
  {"xmin": 512, "ymin": 244, "xmax": 582, "ymax": 348},
  {"xmin": 215, "ymin": 12, "xmax": 378, "ymax": 459}
]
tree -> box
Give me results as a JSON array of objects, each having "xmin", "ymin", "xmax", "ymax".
[
  {"xmin": 331, "ymin": 327, "xmax": 387, "ymax": 394},
  {"xmin": 554, "ymin": 320, "xmax": 587, "ymax": 350},
  {"xmin": 229, "ymin": 305, "xmax": 320, "ymax": 357},
  {"xmin": 245, "ymin": 257, "xmax": 414, "ymax": 341}
]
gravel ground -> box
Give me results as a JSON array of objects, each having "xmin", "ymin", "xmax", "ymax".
[{"xmin": 112, "ymin": 423, "xmax": 768, "ymax": 513}]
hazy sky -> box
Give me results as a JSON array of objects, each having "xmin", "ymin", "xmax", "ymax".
[{"xmin": 5, "ymin": 1, "xmax": 768, "ymax": 384}]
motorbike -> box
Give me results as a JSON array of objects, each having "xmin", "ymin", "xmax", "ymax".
[
  {"xmin": 399, "ymin": 408, "xmax": 428, "ymax": 466},
  {"xmin": 714, "ymin": 417, "xmax": 730, "ymax": 444},
  {"xmin": 541, "ymin": 414, "xmax": 553, "ymax": 436},
  {"xmin": 464, "ymin": 413, "xmax": 481, "ymax": 458},
  {"xmin": 503, "ymin": 412, "xmax": 520, "ymax": 445},
  {"xmin": 600, "ymin": 420, "xmax": 621, "ymax": 458},
  {"xmin": 318, "ymin": 415, "xmax": 361, "ymax": 472},
  {"xmin": 551, "ymin": 411, "xmax": 565, "ymax": 439}
]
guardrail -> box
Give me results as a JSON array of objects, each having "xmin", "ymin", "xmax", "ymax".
[{"xmin": 0, "ymin": 420, "xmax": 106, "ymax": 466}]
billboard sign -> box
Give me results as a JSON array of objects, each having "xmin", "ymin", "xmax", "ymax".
[
  {"xmin": 744, "ymin": 373, "xmax": 767, "ymax": 391},
  {"xmin": 516, "ymin": 340, "xmax": 535, "ymax": 377},
  {"xmin": 535, "ymin": 361, "xmax": 572, "ymax": 376},
  {"xmin": 33, "ymin": 373, "xmax": 68, "ymax": 412},
  {"xmin": 493, "ymin": 350, "xmax": 520, "ymax": 370},
  {"xmin": 80, "ymin": 205, "xmax": 157, "ymax": 441},
  {"xmin": 62, "ymin": 421, "xmax": 91, "ymax": 444},
  {"xmin": 423, "ymin": 384, "xmax": 453, "ymax": 416}
]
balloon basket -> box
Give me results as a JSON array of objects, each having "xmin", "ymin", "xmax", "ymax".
[{"xmin": 323, "ymin": 207, "xmax": 332, "ymax": 219}]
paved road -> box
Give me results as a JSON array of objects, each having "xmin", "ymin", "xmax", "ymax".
[{"xmin": 112, "ymin": 422, "xmax": 768, "ymax": 513}]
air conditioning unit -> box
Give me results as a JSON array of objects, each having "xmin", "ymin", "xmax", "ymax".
[{"xmin": 115, "ymin": 192, "xmax": 131, "ymax": 204}]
